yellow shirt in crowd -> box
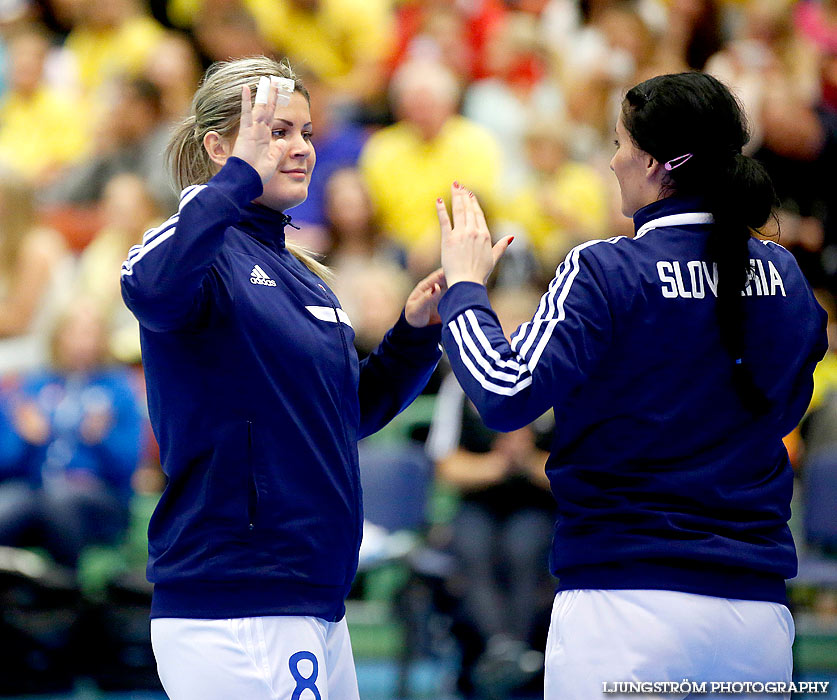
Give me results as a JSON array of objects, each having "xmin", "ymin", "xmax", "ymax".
[
  {"xmin": 504, "ymin": 161, "xmax": 609, "ymax": 267},
  {"xmin": 359, "ymin": 116, "xmax": 501, "ymax": 251},
  {"xmin": 0, "ymin": 87, "xmax": 88, "ymax": 181},
  {"xmin": 809, "ymin": 350, "xmax": 837, "ymax": 414},
  {"xmin": 64, "ymin": 15, "xmax": 166, "ymax": 95},
  {"xmin": 168, "ymin": 0, "xmax": 394, "ymax": 82},
  {"xmin": 75, "ymin": 227, "xmax": 143, "ymax": 364}
]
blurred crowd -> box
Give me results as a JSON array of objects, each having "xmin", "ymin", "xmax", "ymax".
[{"xmin": 0, "ymin": 0, "xmax": 836, "ymax": 697}]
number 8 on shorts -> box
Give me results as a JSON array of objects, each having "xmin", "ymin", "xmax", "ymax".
[{"xmin": 289, "ymin": 651, "xmax": 321, "ymax": 700}]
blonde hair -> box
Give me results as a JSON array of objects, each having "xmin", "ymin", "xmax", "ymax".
[
  {"xmin": 0, "ymin": 177, "xmax": 37, "ymax": 280},
  {"xmin": 166, "ymin": 56, "xmax": 330, "ymax": 282}
]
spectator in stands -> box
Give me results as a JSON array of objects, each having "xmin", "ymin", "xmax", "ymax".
[
  {"xmin": 44, "ymin": 76, "xmax": 175, "ymax": 213},
  {"xmin": 558, "ymin": 4, "xmax": 656, "ymax": 150},
  {"xmin": 167, "ymin": 0, "xmax": 395, "ymax": 107},
  {"xmin": 74, "ymin": 173, "xmax": 160, "ymax": 365},
  {"xmin": 656, "ymin": 0, "xmax": 725, "ymax": 72},
  {"xmin": 332, "ymin": 260, "xmax": 414, "ymax": 360},
  {"xmin": 387, "ymin": 0, "xmax": 507, "ymax": 83},
  {"xmin": 360, "ymin": 58, "xmax": 501, "ymax": 277},
  {"xmin": 285, "ymin": 73, "xmax": 369, "ymax": 243},
  {"xmin": 322, "ymin": 168, "xmax": 406, "ymax": 272},
  {"xmin": 0, "ymin": 24, "xmax": 87, "ymax": 184},
  {"xmin": 143, "ymin": 31, "xmax": 202, "ymax": 122},
  {"xmin": 61, "ymin": 0, "xmax": 165, "ymax": 98},
  {"xmin": 502, "ymin": 118, "xmax": 609, "ymax": 274},
  {"xmin": 0, "ymin": 298, "xmax": 143, "ymax": 569},
  {"xmin": 796, "ymin": 290, "xmax": 837, "ymax": 457},
  {"xmin": 189, "ymin": 0, "xmax": 274, "ymax": 66},
  {"xmin": 463, "ymin": 11, "xmax": 566, "ymax": 191},
  {"xmin": 0, "ymin": 177, "xmax": 75, "ymax": 376},
  {"xmin": 706, "ymin": 0, "xmax": 819, "ymax": 156},
  {"xmin": 427, "ymin": 287, "xmax": 555, "ymax": 699}
]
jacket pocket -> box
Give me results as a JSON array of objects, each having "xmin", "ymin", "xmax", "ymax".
[{"xmin": 202, "ymin": 420, "xmax": 254, "ymax": 537}]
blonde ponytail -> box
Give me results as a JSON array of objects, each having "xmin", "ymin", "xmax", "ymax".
[
  {"xmin": 166, "ymin": 56, "xmax": 331, "ymax": 282},
  {"xmin": 286, "ymin": 240, "xmax": 333, "ymax": 284}
]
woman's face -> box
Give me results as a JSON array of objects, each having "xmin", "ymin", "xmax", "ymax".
[
  {"xmin": 252, "ymin": 91, "xmax": 317, "ymax": 212},
  {"xmin": 610, "ymin": 113, "xmax": 658, "ymax": 218},
  {"xmin": 325, "ymin": 170, "xmax": 372, "ymax": 236},
  {"xmin": 54, "ymin": 303, "xmax": 108, "ymax": 372}
]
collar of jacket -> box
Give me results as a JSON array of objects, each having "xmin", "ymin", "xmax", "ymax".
[
  {"xmin": 238, "ymin": 202, "xmax": 296, "ymax": 251},
  {"xmin": 632, "ymin": 195, "xmax": 710, "ymax": 235}
]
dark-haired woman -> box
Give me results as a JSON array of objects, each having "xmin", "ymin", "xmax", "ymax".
[{"xmin": 436, "ymin": 72, "xmax": 827, "ymax": 698}]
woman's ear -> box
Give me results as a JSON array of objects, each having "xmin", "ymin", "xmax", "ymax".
[
  {"xmin": 645, "ymin": 154, "xmax": 665, "ymax": 185},
  {"xmin": 203, "ymin": 131, "xmax": 232, "ymax": 168}
]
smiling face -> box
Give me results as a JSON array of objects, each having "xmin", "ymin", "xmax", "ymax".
[
  {"xmin": 252, "ymin": 91, "xmax": 316, "ymax": 211},
  {"xmin": 610, "ymin": 113, "xmax": 664, "ymax": 218}
]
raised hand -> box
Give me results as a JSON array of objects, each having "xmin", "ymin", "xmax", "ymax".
[
  {"xmin": 405, "ymin": 267, "xmax": 447, "ymax": 328},
  {"xmin": 437, "ymin": 182, "xmax": 513, "ymax": 287},
  {"xmin": 232, "ymin": 79, "xmax": 289, "ymax": 187}
]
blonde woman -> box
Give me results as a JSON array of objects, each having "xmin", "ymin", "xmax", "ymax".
[
  {"xmin": 120, "ymin": 57, "xmax": 459, "ymax": 700},
  {"xmin": 0, "ymin": 178, "xmax": 75, "ymax": 376}
]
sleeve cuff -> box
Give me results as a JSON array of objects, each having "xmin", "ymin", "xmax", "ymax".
[
  {"xmin": 389, "ymin": 311, "xmax": 443, "ymax": 354},
  {"xmin": 208, "ymin": 157, "xmax": 264, "ymax": 207},
  {"xmin": 438, "ymin": 281, "xmax": 492, "ymax": 324}
]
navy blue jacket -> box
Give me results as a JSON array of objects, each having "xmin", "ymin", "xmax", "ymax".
[
  {"xmin": 439, "ymin": 196, "xmax": 827, "ymax": 605},
  {"xmin": 121, "ymin": 158, "xmax": 441, "ymax": 620}
]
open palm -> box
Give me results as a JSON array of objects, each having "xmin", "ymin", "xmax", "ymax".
[{"xmin": 231, "ymin": 82, "xmax": 288, "ymax": 187}]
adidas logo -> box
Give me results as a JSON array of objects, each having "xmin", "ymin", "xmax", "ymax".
[{"xmin": 250, "ymin": 264, "xmax": 276, "ymax": 286}]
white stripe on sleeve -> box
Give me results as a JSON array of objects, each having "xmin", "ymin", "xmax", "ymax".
[
  {"xmin": 455, "ymin": 315, "xmax": 524, "ymax": 384},
  {"xmin": 447, "ymin": 318, "xmax": 533, "ymax": 396},
  {"xmin": 449, "ymin": 237, "xmax": 623, "ymax": 396},
  {"xmin": 464, "ymin": 310, "xmax": 523, "ymax": 371},
  {"xmin": 121, "ymin": 185, "xmax": 208, "ymax": 277}
]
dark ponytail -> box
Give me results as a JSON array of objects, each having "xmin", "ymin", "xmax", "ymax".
[{"xmin": 622, "ymin": 72, "xmax": 777, "ymax": 415}]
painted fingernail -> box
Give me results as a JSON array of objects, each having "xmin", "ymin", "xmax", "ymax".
[
  {"xmin": 437, "ymin": 198, "xmax": 443, "ymax": 203},
  {"xmin": 509, "ymin": 236, "xmax": 515, "ymax": 244},
  {"xmin": 453, "ymin": 181, "xmax": 460, "ymax": 188},
  {"xmin": 469, "ymin": 192, "xmax": 474, "ymax": 198}
]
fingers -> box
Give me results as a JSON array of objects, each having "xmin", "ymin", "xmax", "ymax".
[
  {"xmin": 436, "ymin": 198, "xmax": 452, "ymax": 238},
  {"xmin": 472, "ymin": 193, "xmax": 490, "ymax": 236},
  {"xmin": 429, "ymin": 266, "xmax": 447, "ymax": 292},
  {"xmin": 251, "ymin": 76, "xmax": 278, "ymax": 125},
  {"xmin": 463, "ymin": 189, "xmax": 476, "ymax": 231},
  {"xmin": 449, "ymin": 182, "xmax": 484, "ymax": 234},
  {"xmin": 254, "ymin": 75, "xmax": 270, "ymax": 105},
  {"xmin": 491, "ymin": 236, "xmax": 515, "ymax": 269},
  {"xmin": 451, "ymin": 182, "xmax": 466, "ymax": 230},
  {"xmin": 265, "ymin": 77, "xmax": 278, "ymax": 122},
  {"xmin": 422, "ymin": 267, "xmax": 447, "ymax": 293},
  {"xmin": 240, "ymin": 84, "xmax": 253, "ymax": 129}
]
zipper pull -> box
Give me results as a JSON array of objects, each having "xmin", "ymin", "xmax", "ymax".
[{"xmin": 318, "ymin": 284, "xmax": 340, "ymax": 323}]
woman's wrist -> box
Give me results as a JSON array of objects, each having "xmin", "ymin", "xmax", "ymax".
[{"xmin": 445, "ymin": 276, "xmax": 485, "ymax": 288}]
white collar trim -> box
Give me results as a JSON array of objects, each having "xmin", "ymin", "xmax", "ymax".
[{"xmin": 635, "ymin": 212, "xmax": 714, "ymax": 239}]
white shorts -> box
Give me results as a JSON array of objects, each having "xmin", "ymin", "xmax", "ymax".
[
  {"xmin": 150, "ymin": 615, "xmax": 359, "ymax": 700},
  {"xmin": 544, "ymin": 589, "xmax": 794, "ymax": 700}
]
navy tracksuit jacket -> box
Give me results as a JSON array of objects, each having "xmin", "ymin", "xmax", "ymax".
[
  {"xmin": 439, "ymin": 196, "xmax": 828, "ymax": 604},
  {"xmin": 122, "ymin": 158, "xmax": 441, "ymax": 620}
]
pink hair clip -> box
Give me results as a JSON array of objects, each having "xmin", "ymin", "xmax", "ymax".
[{"xmin": 664, "ymin": 153, "xmax": 693, "ymax": 171}]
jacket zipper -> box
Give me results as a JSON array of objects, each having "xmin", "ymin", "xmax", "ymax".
[
  {"xmin": 247, "ymin": 419, "xmax": 258, "ymax": 531},
  {"xmin": 319, "ymin": 284, "xmax": 361, "ymax": 579}
]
